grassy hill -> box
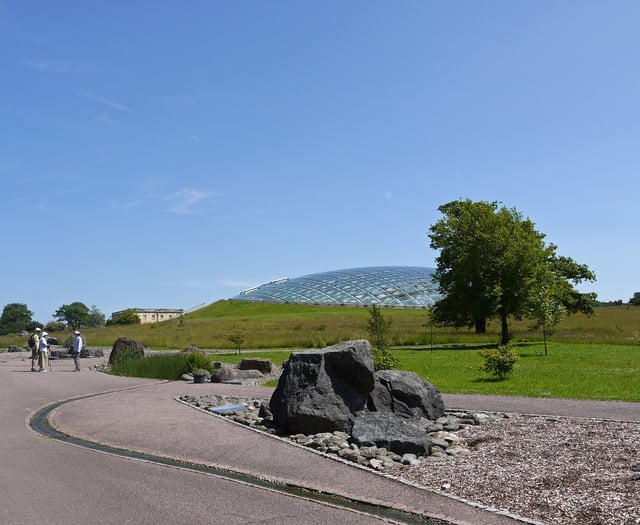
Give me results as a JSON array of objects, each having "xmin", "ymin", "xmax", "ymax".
[
  {"xmin": 8, "ymin": 301, "xmax": 637, "ymax": 401},
  {"xmin": 5, "ymin": 300, "xmax": 638, "ymax": 351}
]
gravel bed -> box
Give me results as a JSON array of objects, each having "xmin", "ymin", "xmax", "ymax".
[
  {"xmin": 181, "ymin": 375, "xmax": 640, "ymax": 524},
  {"xmin": 386, "ymin": 413, "xmax": 640, "ymax": 525}
]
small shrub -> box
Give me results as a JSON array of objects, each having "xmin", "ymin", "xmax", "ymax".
[
  {"xmin": 367, "ymin": 305, "xmax": 399, "ymax": 370},
  {"xmin": 186, "ymin": 350, "xmax": 212, "ymax": 373},
  {"xmin": 227, "ymin": 328, "xmax": 246, "ymax": 354},
  {"xmin": 479, "ymin": 343, "xmax": 519, "ymax": 380},
  {"xmin": 372, "ymin": 347, "xmax": 400, "ymax": 371}
]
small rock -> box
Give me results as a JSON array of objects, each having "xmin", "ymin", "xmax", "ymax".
[
  {"xmin": 369, "ymin": 458, "xmax": 384, "ymax": 470},
  {"xmin": 401, "ymin": 453, "xmax": 419, "ymax": 466},
  {"xmin": 446, "ymin": 446, "xmax": 470, "ymax": 456},
  {"xmin": 430, "ymin": 437, "xmax": 450, "ymax": 450}
]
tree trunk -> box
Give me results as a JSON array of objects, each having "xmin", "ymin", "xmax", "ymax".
[
  {"xmin": 500, "ymin": 313, "xmax": 510, "ymax": 346},
  {"xmin": 474, "ymin": 318, "xmax": 487, "ymax": 334}
]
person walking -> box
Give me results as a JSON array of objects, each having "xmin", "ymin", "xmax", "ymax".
[
  {"xmin": 28, "ymin": 327, "xmax": 41, "ymax": 372},
  {"xmin": 72, "ymin": 330, "xmax": 83, "ymax": 371},
  {"xmin": 38, "ymin": 331, "xmax": 50, "ymax": 372}
]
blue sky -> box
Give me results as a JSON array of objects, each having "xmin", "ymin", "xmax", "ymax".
[{"xmin": 2, "ymin": 1, "xmax": 639, "ymax": 323}]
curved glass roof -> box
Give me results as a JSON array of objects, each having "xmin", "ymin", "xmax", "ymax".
[{"xmin": 231, "ymin": 266, "xmax": 441, "ymax": 308}]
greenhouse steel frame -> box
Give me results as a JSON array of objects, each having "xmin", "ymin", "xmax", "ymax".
[{"xmin": 231, "ymin": 266, "xmax": 441, "ymax": 308}]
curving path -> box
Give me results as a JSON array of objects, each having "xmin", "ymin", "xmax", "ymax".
[
  {"xmin": 2, "ymin": 350, "xmax": 637, "ymax": 525},
  {"xmin": 2, "ymin": 355, "xmax": 402, "ymax": 525},
  {"xmin": 444, "ymin": 393, "xmax": 640, "ymax": 422}
]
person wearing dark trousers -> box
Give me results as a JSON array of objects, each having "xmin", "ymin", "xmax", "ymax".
[
  {"xmin": 72, "ymin": 330, "xmax": 83, "ymax": 371},
  {"xmin": 28, "ymin": 327, "xmax": 41, "ymax": 371}
]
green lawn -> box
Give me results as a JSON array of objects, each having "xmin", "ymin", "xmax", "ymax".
[
  {"xmin": 393, "ymin": 343, "xmax": 640, "ymax": 401},
  {"xmin": 207, "ymin": 343, "xmax": 640, "ymax": 402},
  {"xmin": 4, "ymin": 302, "xmax": 639, "ymax": 402}
]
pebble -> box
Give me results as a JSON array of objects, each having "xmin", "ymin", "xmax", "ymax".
[{"xmin": 180, "ymin": 392, "xmax": 508, "ymax": 472}]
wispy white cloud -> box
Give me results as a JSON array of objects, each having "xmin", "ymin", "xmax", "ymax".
[
  {"xmin": 85, "ymin": 93, "xmax": 133, "ymax": 112},
  {"xmin": 189, "ymin": 134, "xmax": 203, "ymax": 143},
  {"xmin": 383, "ymin": 191, "xmax": 394, "ymax": 201},
  {"xmin": 165, "ymin": 188, "xmax": 214, "ymax": 215},
  {"xmin": 106, "ymin": 183, "xmax": 215, "ymax": 215}
]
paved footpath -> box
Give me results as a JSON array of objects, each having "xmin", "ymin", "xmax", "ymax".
[
  {"xmin": 2, "ymin": 350, "xmax": 638, "ymax": 525},
  {"xmin": 444, "ymin": 393, "xmax": 640, "ymax": 422}
]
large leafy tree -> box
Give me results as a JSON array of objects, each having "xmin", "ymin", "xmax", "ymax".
[
  {"xmin": 54, "ymin": 301, "xmax": 90, "ymax": 330},
  {"xmin": 428, "ymin": 199, "xmax": 596, "ymax": 345},
  {"xmin": 0, "ymin": 303, "xmax": 33, "ymax": 335},
  {"xmin": 86, "ymin": 305, "xmax": 106, "ymax": 328}
]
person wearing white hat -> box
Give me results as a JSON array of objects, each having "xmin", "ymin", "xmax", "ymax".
[
  {"xmin": 72, "ymin": 330, "xmax": 83, "ymax": 371},
  {"xmin": 29, "ymin": 327, "xmax": 42, "ymax": 372},
  {"xmin": 38, "ymin": 331, "xmax": 50, "ymax": 372}
]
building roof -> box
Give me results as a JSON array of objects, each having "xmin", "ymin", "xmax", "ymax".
[
  {"xmin": 231, "ymin": 266, "xmax": 441, "ymax": 308},
  {"xmin": 111, "ymin": 308, "xmax": 183, "ymax": 316}
]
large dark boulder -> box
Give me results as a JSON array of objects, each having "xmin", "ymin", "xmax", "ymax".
[
  {"xmin": 351, "ymin": 412, "xmax": 432, "ymax": 456},
  {"xmin": 108, "ymin": 337, "xmax": 146, "ymax": 366},
  {"xmin": 368, "ymin": 370, "xmax": 445, "ymax": 421},
  {"xmin": 269, "ymin": 340, "xmax": 375, "ymax": 434},
  {"xmin": 238, "ymin": 357, "xmax": 275, "ymax": 374}
]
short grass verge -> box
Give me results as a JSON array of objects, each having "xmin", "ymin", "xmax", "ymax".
[
  {"xmin": 394, "ymin": 342, "xmax": 640, "ymax": 402},
  {"xmin": 124, "ymin": 343, "xmax": 640, "ymax": 402}
]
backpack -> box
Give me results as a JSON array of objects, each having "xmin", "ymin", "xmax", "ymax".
[{"xmin": 28, "ymin": 333, "xmax": 39, "ymax": 349}]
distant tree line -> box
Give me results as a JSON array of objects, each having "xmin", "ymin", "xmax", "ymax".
[
  {"xmin": 0, "ymin": 301, "xmax": 138, "ymax": 335},
  {"xmin": 628, "ymin": 292, "xmax": 640, "ymax": 306},
  {"xmin": 596, "ymin": 293, "xmax": 640, "ymax": 307}
]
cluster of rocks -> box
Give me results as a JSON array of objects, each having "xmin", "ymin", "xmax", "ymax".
[
  {"xmin": 268, "ymin": 340, "xmax": 447, "ymax": 456},
  {"xmin": 4, "ymin": 344, "xmax": 104, "ymax": 359},
  {"xmin": 180, "ymin": 391, "xmax": 507, "ymax": 471},
  {"xmin": 180, "ymin": 357, "xmax": 281, "ymax": 385},
  {"xmin": 180, "ymin": 340, "xmax": 508, "ymax": 472},
  {"xmin": 56, "ymin": 347, "xmax": 104, "ymax": 359}
]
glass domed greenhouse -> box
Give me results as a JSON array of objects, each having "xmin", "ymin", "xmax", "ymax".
[{"xmin": 231, "ymin": 266, "xmax": 441, "ymax": 308}]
